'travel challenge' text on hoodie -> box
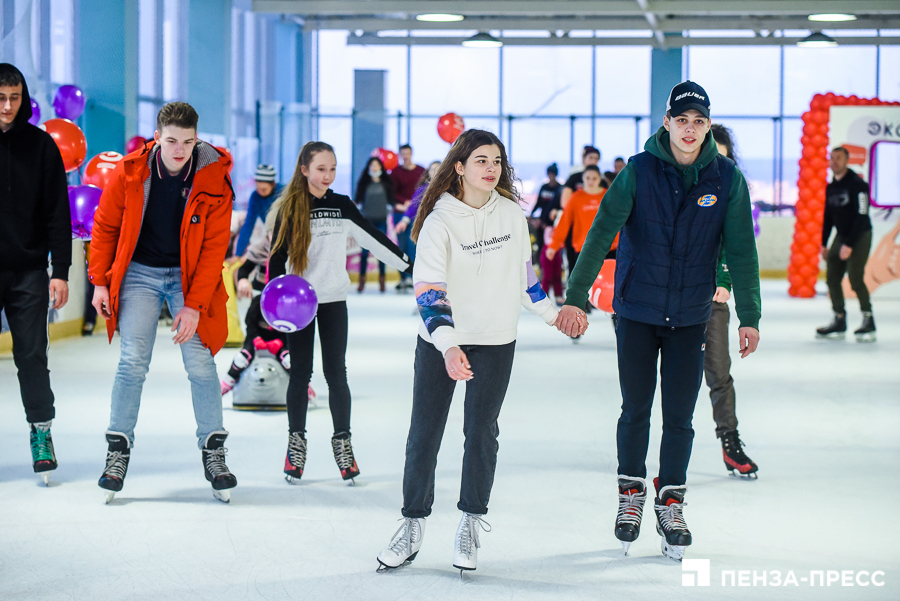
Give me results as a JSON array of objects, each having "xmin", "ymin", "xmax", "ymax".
[{"xmin": 414, "ymin": 191, "xmax": 558, "ymax": 356}]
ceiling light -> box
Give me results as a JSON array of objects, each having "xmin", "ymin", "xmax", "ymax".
[
  {"xmin": 462, "ymin": 32, "xmax": 503, "ymax": 48},
  {"xmin": 808, "ymin": 14, "xmax": 857, "ymax": 22},
  {"xmin": 416, "ymin": 14, "xmax": 464, "ymax": 22},
  {"xmin": 797, "ymin": 31, "xmax": 838, "ymax": 47}
]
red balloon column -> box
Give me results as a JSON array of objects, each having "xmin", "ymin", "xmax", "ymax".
[
  {"xmin": 42, "ymin": 118, "xmax": 87, "ymax": 172},
  {"xmin": 438, "ymin": 112, "xmax": 465, "ymax": 143},
  {"xmin": 83, "ymin": 151, "xmax": 124, "ymax": 190},
  {"xmin": 788, "ymin": 94, "xmax": 900, "ymax": 298}
]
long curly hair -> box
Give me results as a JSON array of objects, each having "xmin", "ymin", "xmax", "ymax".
[
  {"xmin": 271, "ymin": 141, "xmax": 335, "ymax": 275},
  {"xmin": 411, "ymin": 129, "xmax": 519, "ymax": 243}
]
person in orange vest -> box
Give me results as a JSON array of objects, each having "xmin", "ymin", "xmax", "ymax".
[{"xmin": 88, "ymin": 102, "xmax": 237, "ymax": 503}]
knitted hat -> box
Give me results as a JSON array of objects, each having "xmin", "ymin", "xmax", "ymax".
[{"xmin": 255, "ymin": 164, "xmax": 276, "ymax": 182}]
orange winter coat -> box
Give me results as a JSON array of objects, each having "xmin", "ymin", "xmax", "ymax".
[
  {"xmin": 88, "ymin": 141, "xmax": 234, "ymax": 354},
  {"xmin": 549, "ymin": 189, "xmax": 619, "ymax": 253}
]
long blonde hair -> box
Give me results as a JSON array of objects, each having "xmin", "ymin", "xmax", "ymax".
[
  {"xmin": 411, "ymin": 129, "xmax": 519, "ymax": 242},
  {"xmin": 271, "ymin": 141, "xmax": 335, "ymax": 274}
]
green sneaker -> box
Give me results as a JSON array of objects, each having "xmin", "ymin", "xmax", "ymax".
[{"xmin": 30, "ymin": 423, "xmax": 57, "ymax": 485}]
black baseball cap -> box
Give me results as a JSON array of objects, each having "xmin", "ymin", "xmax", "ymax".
[{"xmin": 666, "ymin": 81, "xmax": 710, "ymax": 118}]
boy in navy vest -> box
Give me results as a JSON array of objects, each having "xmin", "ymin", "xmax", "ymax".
[{"xmin": 556, "ymin": 81, "xmax": 761, "ymax": 561}]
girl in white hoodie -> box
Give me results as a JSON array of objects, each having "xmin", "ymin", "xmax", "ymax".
[{"xmin": 376, "ymin": 129, "xmax": 573, "ymax": 574}]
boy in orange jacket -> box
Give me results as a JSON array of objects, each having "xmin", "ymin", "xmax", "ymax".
[
  {"xmin": 546, "ymin": 165, "xmax": 617, "ymax": 264},
  {"xmin": 88, "ymin": 102, "xmax": 237, "ymax": 503}
]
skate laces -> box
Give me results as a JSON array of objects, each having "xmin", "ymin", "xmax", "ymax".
[
  {"xmin": 657, "ymin": 497, "xmax": 688, "ymax": 532},
  {"xmin": 617, "ymin": 483, "xmax": 646, "ymax": 527},
  {"xmin": 457, "ymin": 513, "xmax": 491, "ymax": 557},
  {"xmin": 104, "ymin": 450, "xmax": 128, "ymax": 479},
  {"xmin": 287, "ymin": 433, "xmax": 307, "ymax": 468},
  {"xmin": 331, "ymin": 437, "xmax": 355, "ymax": 470},
  {"xmin": 30, "ymin": 429, "xmax": 53, "ymax": 462},
  {"xmin": 203, "ymin": 446, "xmax": 232, "ymax": 478},
  {"xmin": 388, "ymin": 518, "xmax": 421, "ymax": 556}
]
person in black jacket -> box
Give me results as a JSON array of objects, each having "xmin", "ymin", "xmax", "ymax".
[
  {"xmin": 0, "ymin": 63, "xmax": 71, "ymax": 484},
  {"xmin": 354, "ymin": 157, "xmax": 396, "ymax": 292},
  {"xmin": 817, "ymin": 146, "xmax": 875, "ymax": 341}
]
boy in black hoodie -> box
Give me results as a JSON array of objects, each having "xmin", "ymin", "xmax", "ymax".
[{"xmin": 0, "ymin": 63, "xmax": 71, "ymax": 484}]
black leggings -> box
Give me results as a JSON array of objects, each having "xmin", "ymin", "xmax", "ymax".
[{"xmin": 286, "ymin": 301, "xmax": 351, "ymax": 435}]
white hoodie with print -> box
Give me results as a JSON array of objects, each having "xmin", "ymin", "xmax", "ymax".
[{"xmin": 413, "ymin": 191, "xmax": 558, "ymax": 356}]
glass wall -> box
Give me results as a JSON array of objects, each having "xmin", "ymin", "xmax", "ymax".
[{"xmin": 302, "ymin": 34, "xmax": 895, "ymax": 208}]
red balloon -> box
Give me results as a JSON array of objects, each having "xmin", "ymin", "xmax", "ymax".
[
  {"xmin": 801, "ymin": 111, "xmax": 814, "ymax": 124},
  {"xmin": 797, "ymin": 285, "xmax": 816, "ymax": 298},
  {"xmin": 589, "ymin": 259, "xmax": 616, "ymax": 313},
  {"xmin": 42, "ymin": 118, "xmax": 86, "ymax": 172},
  {"xmin": 83, "ymin": 151, "xmax": 124, "ymax": 190},
  {"xmin": 371, "ymin": 147, "xmax": 399, "ymax": 171},
  {"xmin": 437, "ymin": 112, "xmax": 465, "ymax": 143},
  {"xmin": 825, "ymin": 92, "xmax": 836, "ymax": 102},
  {"xmin": 126, "ymin": 135, "xmax": 147, "ymax": 154}
]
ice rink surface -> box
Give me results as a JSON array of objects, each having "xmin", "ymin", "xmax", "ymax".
[{"xmin": 1, "ymin": 280, "xmax": 898, "ymax": 601}]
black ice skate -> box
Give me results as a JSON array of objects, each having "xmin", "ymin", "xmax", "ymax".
[
  {"xmin": 615, "ymin": 475, "xmax": 646, "ymax": 555},
  {"xmin": 721, "ymin": 430, "xmax": 758, "ymax": 478},
  {"xmin": 30, "ymin": 422, "xmax": 57, "ymax": 486},
  {"xmin": 854, "ymin": 312, "xmax": 876, "ymax": 343},
  {"xmin": 816, "ymin": 313, "xmax": 846, "ymax": 339},
  {"xmin": 98, "ymin": 432, "xmax": 131, "ymax": 504},
  {"xmin": 332, "ymin": 432, "xmax": 360, "ymax": 482},
  {"xmin": 284, "ymin": 431, "xmax": 307, "ymax": 483},
  {"xmin": 653, "ymin": 478, "xmax": 691, "ymax": 562},
  {"xmin": 202, "ymin": 431, "xmax": 237, "ymax": 503}
]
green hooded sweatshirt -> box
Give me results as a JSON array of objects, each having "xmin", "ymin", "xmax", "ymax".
[{"xmin": 564, "ymin": 126, "xmax": 761, "ymax": 330}]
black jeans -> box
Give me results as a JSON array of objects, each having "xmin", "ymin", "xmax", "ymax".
[
  {"xmin": 0, "ymin": 269, "xmax": 55, "ymax": 423},
  {"xmin": 402, "ymin": 337, "xmax": 516, "ymax": 518},
  {"xmin": 704, "ymin": 301, "xmax": 738, "ymax": 438},
  {"xmin": 285, "ymin": 301, "xmax": 351, "ymax": 435},
  {"xmin": 826, "ymin": 231, "xmax": 872, "ymax": 314},
  {"xmin": 615, "ymin": 316, "xmax": 706, "ymax": 489}
]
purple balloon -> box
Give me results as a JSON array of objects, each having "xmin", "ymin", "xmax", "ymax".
[
  {"xmin": 753, "ymin": 221, "xmax": 761, "ymax": 238},
  {"xmin": 261, "ymin": 275, "xmax": 318, "ymax": 332},
  {"xmin": 52, "ymin": 85, "xmax": 86, "ymax": 120},
  {"xmin": 751, "ymin": 204, "xmax": 761, "ymax": 222},
  {"xmin": 28, "ymin": 98, "xmax": 41, "ymax": 125},
  {"xmin": 68, "ymin": 184, "xmax": 102, "ymax": 239}
]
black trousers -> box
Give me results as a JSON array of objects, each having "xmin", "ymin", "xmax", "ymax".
[
  {"xmin": 285, "ymin": 301, "xmax": 351, "ymax": 435},
  {"xmin": 615, "ymin": 316, "xmax": 706, "ymax": 489},
  {"xmin": 0, "ymin": 269, "xmax": 55, "ymax": 423},
  {"xmin": 402, "ymin": 337, "xmax": 516, "ymax": 518}
]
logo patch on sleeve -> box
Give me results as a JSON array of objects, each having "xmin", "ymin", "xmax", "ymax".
[{"xmin": 697, "ymin": 194, "xmax": 717, "ymax": 207}]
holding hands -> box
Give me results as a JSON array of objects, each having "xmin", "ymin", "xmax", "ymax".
[{"xmin": 555, "ymin": 305, "xmax": 589, "ymax": 338}]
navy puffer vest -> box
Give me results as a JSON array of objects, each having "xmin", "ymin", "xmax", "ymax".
[{"xmin": 613, "ymin": 152, "xmax": 735, "ymax": 327}]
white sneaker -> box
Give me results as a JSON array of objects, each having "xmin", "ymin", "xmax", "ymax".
[
  {"xmin": 377, "ymin": 518, "xmax": 425, "ymax": 570},
  {"xmin": 452, "ymin": 512, "xmax": 491, "ymax": 571}
]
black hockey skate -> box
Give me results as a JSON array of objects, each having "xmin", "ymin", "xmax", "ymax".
[
  {"xmin": 615, "ymin": 476, "xmax": 646, "ymax": 555},
  {"xmin": 816, "ymin": 313, "xmax": 846, "ymax": 339},
  {"xmin": 854, "ymin": 312, "xmax": 876, "ymax": 343},
  {"xmin": 30, "ymin": 423, "xmax": 57, "ymax": 486},
  {"xmin": 284, "ymin": 431, "xmax": 307, "ymax": 483},
  {"xmin": 653, "ymin": 478, "xmax": 691, "ymax": 562},
  {"xmin": 202, "ymin": 431, "xmax": 237, "ymax": 503},
  {"xmin": 721, "ymin": 430, "xmax": 758, "ymax": 477},
  {"xmin": 332, "ymin": 432, "xmax": 360, "ymax": 482},
  {"xmin": 99, "ymin": 432, "xmax": 131, "ymax": 504}
]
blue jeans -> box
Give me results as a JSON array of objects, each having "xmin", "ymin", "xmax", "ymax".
[
  {"xmin": 394, "ymin": 211, "xmax": 415, "ymax": 282},
  {"xmin": 402, "ymin": 337, "xmax": 516, "ymax": 518},
  {"xmin": 108, "ymin": 262, "xmax": 224, "ymax": 448}
]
